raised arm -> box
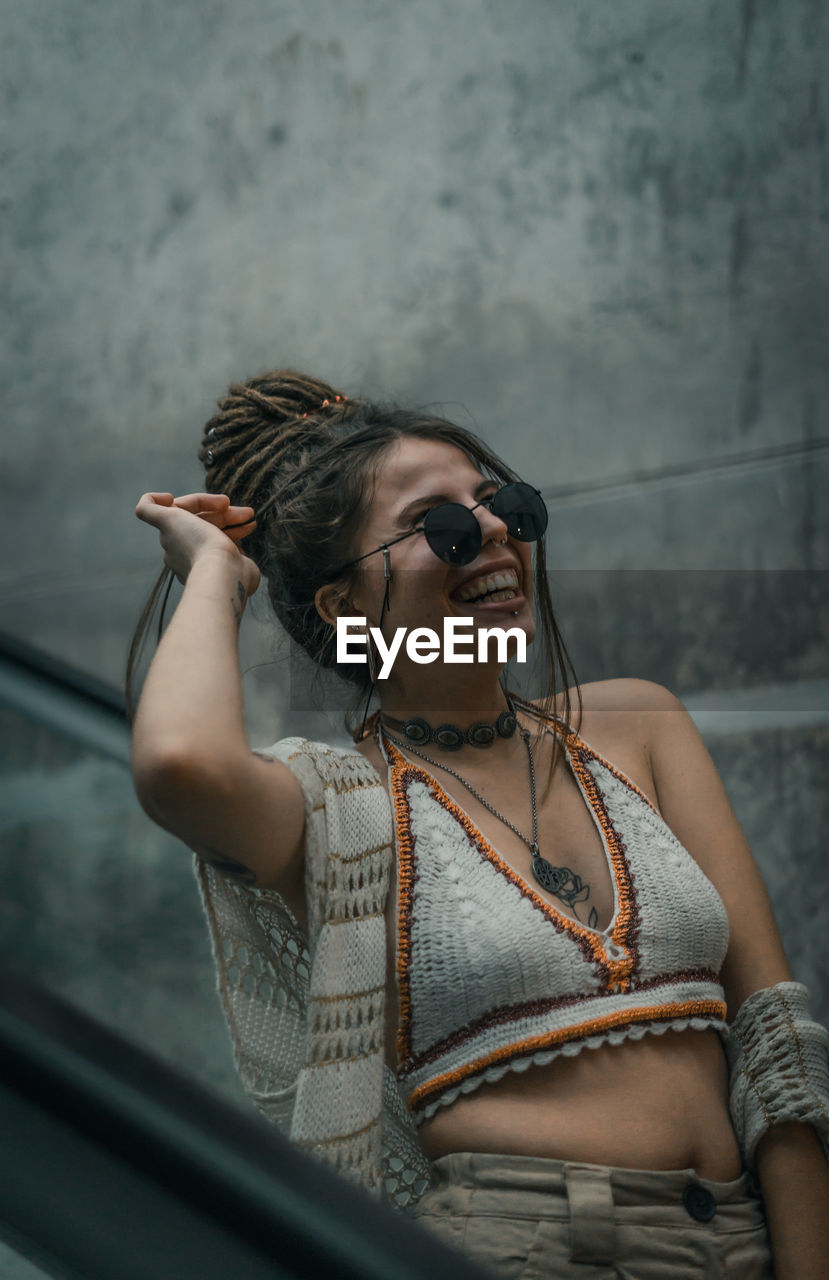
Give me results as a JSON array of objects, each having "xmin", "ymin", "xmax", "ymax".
[{"xmin": 130, "ymin": 493, "xmax": 307, "ymax": 916}]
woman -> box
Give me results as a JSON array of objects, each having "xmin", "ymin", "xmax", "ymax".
[{"xmin": 129, "ymin": 371, "xmax": 829, "ymax": 1279}]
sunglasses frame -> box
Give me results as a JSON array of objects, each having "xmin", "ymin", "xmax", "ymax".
[{"xmin": 329, "ymin": 480, "xmax": 547, "ymax": 579}]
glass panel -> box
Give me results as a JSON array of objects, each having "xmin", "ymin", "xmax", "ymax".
[{"xmin": 0, "ymin": 687, "xmax": 245, "ymax": 1106}]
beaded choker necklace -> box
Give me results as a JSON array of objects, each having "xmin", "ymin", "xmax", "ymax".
[{"xmin": 379, "ymin": 699, "xmax": 518, "ymax": 751}]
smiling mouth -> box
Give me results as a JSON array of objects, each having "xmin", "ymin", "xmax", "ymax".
[
  {"xmin": 453, "ymin": 568, "xmax": 520, "ymax": 604},
  {"xmin": 466, "ymin": 588, "xmax": 519, "ymax": 605}
]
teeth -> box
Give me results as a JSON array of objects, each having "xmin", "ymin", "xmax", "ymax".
[{"xmin": 458, "ymin": 569, "xmax": 519, "ymax": 601}]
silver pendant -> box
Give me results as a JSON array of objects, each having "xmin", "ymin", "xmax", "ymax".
[
  {"xmin": 530, "ymin": 846, "xmax": 590, "ymax": 908},
  {"xmin": 530, "ymin": 852, "xmax": 572, "ymax": 894}
]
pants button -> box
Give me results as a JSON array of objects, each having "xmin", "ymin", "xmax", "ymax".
[{"xmin": 682, "ymin": 1184, "xmax": 717, "ymax": 1222}]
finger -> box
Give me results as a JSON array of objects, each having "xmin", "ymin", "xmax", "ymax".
[
  {"xmin": 194, "ymin": 503, "xmax": 255, "ymax": 527},
  {"xmin": 137, "ymin": 491, "xmax": 174, "ymax": 508},
  {"xmin": 224, "ymin": 521, "xmax": 257, "ymax": 542},
  {"xmin": 190, "ymin": 509, "xmax": 255, "ymax": 535},
  {"xmin": 135, "ymin": 492, "xmax": 176, "ymax": 523},
  {"xmin": 221, "ymin": 509, "xmax": 257, "ymax": 531},
  {"xmin": 173, "ymin": 493, "xmax": 231, "ymax": 513}
]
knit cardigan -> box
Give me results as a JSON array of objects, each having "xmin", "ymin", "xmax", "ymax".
[{"xmin": 194, "ymin": 736, "xmax": 433, "ymax": 1209}]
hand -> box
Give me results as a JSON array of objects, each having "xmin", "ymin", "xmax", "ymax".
[{"xmin": 135, "ymin": 492, "xmax": 261, "ymax": 596}]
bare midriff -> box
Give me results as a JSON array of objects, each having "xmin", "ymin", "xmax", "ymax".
[{"xmin": 414, "ymin": 1026, "xmax": 743, "ymax": 1181}]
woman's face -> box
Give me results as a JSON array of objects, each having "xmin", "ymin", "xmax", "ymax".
[{"xmin": 348, "ymin": 436, "xmax": 537, "ymax": 657}]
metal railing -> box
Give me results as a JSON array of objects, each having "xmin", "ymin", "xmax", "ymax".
[
  {"xmin": 0, "ymin": 972, "xmax": 490, "ymax": 1280},
  {"xmin": 0, "ymin": 631, "xmax": 130, "ymax": 765}
]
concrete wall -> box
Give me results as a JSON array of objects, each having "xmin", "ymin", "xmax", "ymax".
[
  {"xmin": 3, "ymin": 0, "xmax": 827, "ymax": 680},
  {"xmin": 1, "ymin": 0, "xmax": 827, "ymax": 1201}
]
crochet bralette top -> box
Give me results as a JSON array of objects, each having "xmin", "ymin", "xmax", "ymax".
[{"xmin": 377, "ymin": 699, "xmax": 731, "ymax": 1125}]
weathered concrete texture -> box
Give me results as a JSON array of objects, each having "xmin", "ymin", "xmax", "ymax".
[
  {"xmin": 543, "ymin": 454, "xmax": 829, "ymax": 571},
  {"xmin": 543, "ymin": 570, "xmax": 829, "ymax": 693},
  {"xmin": 2, "ymin": 0, "xmax": 827, "ymax": 688},
  {"xmin": 706, "ymin": 725, "xmax": 829, "ymax": 1031}
]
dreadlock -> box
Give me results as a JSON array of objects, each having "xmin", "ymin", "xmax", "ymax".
[{"xmin": 126, "ymin": 369, "xmax": 582, "ymax": 782}]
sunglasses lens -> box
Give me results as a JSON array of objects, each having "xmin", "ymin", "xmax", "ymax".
[
  {"xmin": 491, "ymin": 482, "xmax": 548, "ymax": 541},
  {"xmin": 423, "ymin": 503, "xmax": 482, "ymax": 565}
]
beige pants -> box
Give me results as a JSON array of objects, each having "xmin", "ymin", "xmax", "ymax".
[{"xmin": 411, "ymin": 1152, "xmax": 773, "ymax": 1279}]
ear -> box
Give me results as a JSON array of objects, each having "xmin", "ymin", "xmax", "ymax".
[{"xmin": 314, "ymin": 582, "xmax": 355, "ymax": 628}]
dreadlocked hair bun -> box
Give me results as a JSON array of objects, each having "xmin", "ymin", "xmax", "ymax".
[
  {"xmin": 128, "ymin": 367, "xmax": 581, "ymax": 767},
  {"xmin": 199, "ymin": 370, "xmax": 351, "ymax": 549},
  {"xmin": 196, "ymin": 369, "xmax": 374, "ymax": 676}
]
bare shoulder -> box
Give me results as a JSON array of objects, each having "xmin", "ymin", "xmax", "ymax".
[
  {"xmin": 538, "ymin": 676, "xmax": 676, "ymax": 722},
  {"xmin": 531, "ymin": 678, "xmax": 674, "ymax": 809}
]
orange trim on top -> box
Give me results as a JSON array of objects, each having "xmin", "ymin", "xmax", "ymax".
[
  {"xmin": 510, "ymin": 692, "xmax": 662, "ymax": 818},
  {"xmin": 391, "ymin": 754, "xmax": 419, "ymax": 1065},
  {"xmin": 407, "ymin": 997, "xmax": 728, "ymax": 1112},
  {"xmin": 385, "ymin": 733, "xmax": 641, "ymax": 1066},
  {"xmin": 564, "ymin": 747, "xmax": 638, "ymax": 960}
]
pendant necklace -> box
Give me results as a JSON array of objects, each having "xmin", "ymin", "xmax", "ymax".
[{"xmin": 380, "ymin": 719, "xmax": 590, "ymax": 910}]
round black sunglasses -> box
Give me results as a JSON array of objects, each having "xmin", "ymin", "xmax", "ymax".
[{"xmin": 331, "ymin": 480, "xmax": 548, "ymax": 576}]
